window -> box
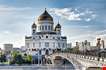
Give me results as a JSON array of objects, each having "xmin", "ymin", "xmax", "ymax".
[
  {"xmin": 39, "ymin": 36, "xmax": 41, "ymax": 39},
  {"xmin": 50, "ymin": 26, "xmax": 53, "ymax": 30},
  {"xmin": 33, "ymin": 30, "xmax": 35, "ymax": 33},
  {"xmin": 62, "ymin": 43, "xmax": 64, "ymax": 47},
  {"xmin": 26, "ymin": 43, "xmax": 29, "ymax": 48},
  {"xmin": 53, "ymin": 42, "xmax": 55, "ymax": 47},
  {"xmin": 38, "ymin": 26, "xmax": 40, "ymax": 30},
  {"xmin": 46, "ymin": 36, "xmax": 48, "ymax": 38},
  {"xmin": 39, "ymin": 42, "xmax": 41, "ymax": 47},
  {"xmin": 42, "ymin": 35, "xmax": 43, "ymax": 37},
  {"xmin": 42, "ymin": 26, "xmax": 44, "ymax": 30},
  {"xmin": 33, "ymin": 37, "xmax": 35, "ymax": 40},
  {"xmin": 33, "ymin": 43, "xmax": 35, "ymax": 47},
  {"xmin": 53, "ymin": 37, "xmax": 55, "ymax": 39},
  {"xmin": 40, "ymin": 26, "xmax": 41, "ymax": 30},
  {"xmin": 57, "ymin": 37, "xmax": 60, "ymax": 40},
  {"xmin": 48, "ymin": 26, "xmax": 50, "ymax": 30},
  {"xmin": 45, "ymin": 42, "xmax": 49, "ymax": 47},
  {"xmin": 45, "ymin": 26, "xmax": 47, "ymax": 30},
  {"xmin": 58, "ymin": 43, "xmax": 60, "ymax": 48}
]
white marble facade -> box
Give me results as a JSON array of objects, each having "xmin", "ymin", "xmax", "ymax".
[{"xmin": 25, "ymin": 9, "xmax": 67, "ymax": 55}]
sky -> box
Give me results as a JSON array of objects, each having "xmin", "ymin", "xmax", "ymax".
[{"xmin": 0, "ymin": 0, "xmax": 106, "ymax": 48}]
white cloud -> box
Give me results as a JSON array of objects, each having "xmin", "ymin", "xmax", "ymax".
[
  {"xmin": 49, "ymin": 8, "xmax": 96, "ymax": 22},
  {"xmin": 85, "ymin": 18, "xmax": 91, "ymax": 22},
  {"xmin": 0, "ymin": 5, "xmax": 35, "ymax": 48}
]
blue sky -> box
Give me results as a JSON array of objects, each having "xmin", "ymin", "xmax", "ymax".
[{"xmin": 0, "ymin": 0, "xmax": 106, "ymax": 48}]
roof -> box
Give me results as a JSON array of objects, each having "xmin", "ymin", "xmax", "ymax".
[
  {"xmin": 38, "ymin": 9, "xmax": 53, "ymax": 21},
  {"xmin": 61, "ymin": 37, "xmax": 67, "ymax": 39},
  {"xmin": 36, "ymin": 32, "xmax": 56, "ymax": 35},
  {"xmin": 25, "ymin": 36, "xmax": 32, "ymax": 39},
  {"xmin": 55, "ymin": 23, "xmax": 61, "ymax": 28},
  {"xmin": 32, "ymin": 22, "xmax": 36, "ymax": 28}
]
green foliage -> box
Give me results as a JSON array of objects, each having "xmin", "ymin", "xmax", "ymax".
[
  {"xmin": 62, "ymin": 47, "xmax": 80, "ymax": 54},
  {"xmin": 71, "ymin": 46, "xmax": 79, "ymax": 53},
  {"xmin": 23, "ymin": 54, "xmax": 32, "ymax": 64},
  {"xmin": 11, "ymin": 51, "xmax": 20, "ymax": 58},
  {"xmin": 0, "ymin": 53, "xmax": 6, "ymax": 62},
  {"xmin": 27, "ymin": 55, "xmax": 32, "ymax": 62},
  {"xmin": 10, "ymin": 51, "xmax": 24, "ymax": 65},
  {"xmin": 9, "ymin": 51, "xmax": 32, "ymax": 65}
]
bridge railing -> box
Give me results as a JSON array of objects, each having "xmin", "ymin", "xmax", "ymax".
[
  {"xmin": 74, "ymin": 54, "xmax": 106, "ymax": 63},
  {"xmin": 54, "ymin": 53, "xmax": 106, "ymax": 65}
]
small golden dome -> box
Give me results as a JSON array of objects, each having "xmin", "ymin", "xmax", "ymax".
[
  {"xmin": 32, "ymin": 22, "xmax": 36, "ymax": 28},
  {"xmin": 55, "ymin": 23, "xmax": 61, "ymax": 28}
]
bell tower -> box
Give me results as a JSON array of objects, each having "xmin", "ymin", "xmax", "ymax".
[
  {"xmin": 32, "ymin": 22, "xmax": 37, "ymax": 36},
  {"xmin": 55, "ymin": 21, "xmax": 61, "ymax": 35}
]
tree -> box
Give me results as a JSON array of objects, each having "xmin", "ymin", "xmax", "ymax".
[
  {"xmin": 0, "ymin": 53, "xmax": 6, "ymax": 62},
  {"xmin": 15, "ymin": 54, "xmax": 24, "ymax": 64},
  {"xmin": 23, "ymin": 54, "xmax": 32, "ymax": 64},
  {"xmin": 10, "ymin": 51, "xmax": 24, "ymax": 65}
]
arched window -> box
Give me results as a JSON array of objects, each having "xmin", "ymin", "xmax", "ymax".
[
  {"xmin": 45, "ymin": 26, "xmax": 47, "ymax": 30},
  {"xmin": 46, "ymin": 36, "xmax": 48, "ymax": 38},
  {"xmin": 40, "ymin": 26, "xmax": 41, "ymax": 30},
  {"xmin": 39, "ymin": 36, "xmax": 41, "ymax": 39},
  {"xmin": 42, "ymin": 26, "xmax": 44, "ymax": 30},
  {"xmin": 53, "ymin": 42, "xmax": 55, "ymax": 47},
  {"xmin": 48, "ymin": 26, "xmax": 50, "ymax": 30},
  {"xmin": 33, "ymin": 30, "xmax": 35, "ymax": 33},
  {"xmin": 50, "ymin": 26, "xmax": 53, "ymax": 30},
  {"xmin": 45, "ymin": 42, "xmax": 49, "ymax": 47},
  {"xmin": 33, "ymin": 43, "xmax": 35, "ymax": 47},
  {"xmin": 58, "ymin": 43, "xmax": 60, "ymax": 48},
  {"xmin": 38, "ymin": 26, "xmax": 40, "ymax": 30},
  {"xmin": 62, "ymin": 43, "xmax": 64, "ymax": 47}
]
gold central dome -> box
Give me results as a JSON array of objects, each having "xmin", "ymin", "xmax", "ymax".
[{"xmin": 38, "ymin": 9, "xmax": 53, "ymax": 21}]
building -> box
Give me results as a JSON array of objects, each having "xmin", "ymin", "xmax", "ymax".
[
  {"xmin": 21, "ymin": 46, "xmax": 26, "ymax": 51},
  {"xmin": 67, "ymin": 43, "xmax": 72, "ymax": 48},
  {"xmin": 78, "ymin": 40, "xmax": 91, "ymax": 51},
  {"xmin": 13, "ymin": 48, "xmax": 22, "ymax": 52},
  {"xmin": 96, "ymin": 38, "xmax": 105, "ymax": 49},
  {"xmin": 25, "ymin": 9, "xmax": 67, "ymax": 55},
  {"xmin": 4, "ymin": 44, "xmax": 13, "ymax": 53}
]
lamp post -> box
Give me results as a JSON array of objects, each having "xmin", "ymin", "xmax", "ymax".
[
  {"xmin": 102, "ymin": 40, "xmax": 105, "ymax": 60},
  {"xmin": 38, "ymin": 49, "xmax": 40, "ymax": 65},
  {"xmin": 97, "ymin": 38, "xmax": 101, "ymax": 61}
]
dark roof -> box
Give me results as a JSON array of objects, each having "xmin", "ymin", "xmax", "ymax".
[
  {"xmin": 36, "ymin": 32, "xmax": 56, "ymax": 35},
  {"xmin": 55, "ymin": 23, "xmax": 61, "ymax": 28},
  {"xmin": 61, "ymin": 37, "xmax": 67, "ymax": 39},
  {"xmin": 25, "ymin": 36, "xmax": 32, "ymax": 39},
  {"xmin": 32, "ymin": 22, "xmax": 36, "ymax": 28},
  {"xmin": 38, "ymin": 9, "xmax": 53, "ymax": 21}
]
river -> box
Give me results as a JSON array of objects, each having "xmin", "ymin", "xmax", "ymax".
[{"xmin": 0, "ymin": 59, "xmax": 75, "ymax": 70}]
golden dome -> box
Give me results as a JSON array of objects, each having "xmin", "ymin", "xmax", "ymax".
[
  {"xmin": 55, "ymin": 23, "xmax": 61, "ymax": 28},
  {"xmin": 32, "ymin": 22, "xmax": 36, "ymax": 28},
  {"xmin": 38, "ymin": 9, "xmax": 53, "ymax": 21}
]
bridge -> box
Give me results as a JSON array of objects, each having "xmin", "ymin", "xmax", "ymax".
[{"xmin": 47, "ymin": 53, "xmax": 106, "ymax": 70}]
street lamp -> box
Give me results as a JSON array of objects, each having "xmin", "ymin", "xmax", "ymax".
[
  {"xmin": 38, "ymin": 49, "xmax": 40, "ymax": 65},
  {"xmin": 97, "ymin": 38, "xmax": 101, "ymax": 61}
]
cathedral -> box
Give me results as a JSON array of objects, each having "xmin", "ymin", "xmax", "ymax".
[{"xmin": 25, "ymin": 9, "xmax": 67, "ymax": 55}]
